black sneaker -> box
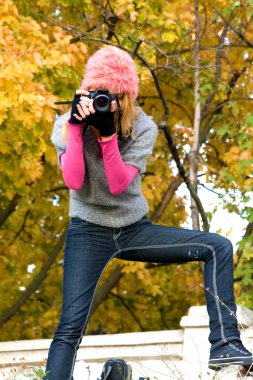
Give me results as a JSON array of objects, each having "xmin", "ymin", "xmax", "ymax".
[{"xmin": 208, "ymin": 340, "xmax": 253, "ymax": 370}]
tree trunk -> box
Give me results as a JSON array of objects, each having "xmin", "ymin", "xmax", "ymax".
[{"xmin": 189, "ymin": 0, "xmax": 201, "ymax": 230}]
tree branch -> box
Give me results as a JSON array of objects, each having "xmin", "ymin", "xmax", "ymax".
[
  {"xmin": 0, "ymin": 193, "xmax": 21, "ymax": 228},
  {"xmin": 200, "ymin": 20, "xmax": 229, "ymax": 125},
  {"xmin": 160, "ymin": 121, "xmax": 209, "ymax": 231},
  {"xmin": 213, "ymin": 7, "xmax": 253, "ymax": 49},
  {"xmin": 234, "ymin": 222, "xmax": 253, "ymax": 270},
  {"xmin": 45, "ymin": 186, "xmax": 68, "ymax": 193},
  {"xmin": 90, "ymin": 265, "xmax": 124, "ymax": 315},
  {"xmin": 150, "ymin": 177, "xmax": 184, "ymax": 223},
  {"xmin": 138, "ymin": 95, "xmax": 193, "ymax": 127},
  {"xmin": 8, "ymin": 209, "xmax": 31, "ymax": 246},
  {"xmin": 199, "ymin": 69, "xmax": 246, "ymax": 145},
  {"xmin": 109, "ymin": 291, "xmax": 145, "ymax": 331},
  {"xmin": 0, "ymin": 229, "xmax": 67, "ymax": 327}
]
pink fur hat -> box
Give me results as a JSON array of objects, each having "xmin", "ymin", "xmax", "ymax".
[{"xmin": 81, "ymin": 46, "xmax": 139, "ymax": 100}]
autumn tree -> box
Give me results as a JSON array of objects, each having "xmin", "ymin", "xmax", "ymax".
[{"xmin": 0, "ymin": 0, "xmax": 252, "ymax": 340}]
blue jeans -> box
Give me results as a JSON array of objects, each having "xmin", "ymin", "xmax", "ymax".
[{"xmin": 45, "ymin": 216, "xmax": 240, "ymax": 379}]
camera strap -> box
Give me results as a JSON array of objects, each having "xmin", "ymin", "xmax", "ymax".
[{"xmin": 115, "ymin": 96, "xmax": 126, "ymax": 141}]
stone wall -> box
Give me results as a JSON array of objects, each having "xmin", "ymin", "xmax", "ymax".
[{"xmin": 0, "ymin": 305, "xmax": 253, "ymax": 380}]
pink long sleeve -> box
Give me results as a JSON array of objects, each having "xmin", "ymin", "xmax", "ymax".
[
  {"xmin": 98, "ymin": 135, "xmax": 139, "ymax": 195},
  {"xmin": 60, "ymin": 123, "xmax": 85, "ymax": 190}
]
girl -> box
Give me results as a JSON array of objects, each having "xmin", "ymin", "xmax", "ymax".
[{"xmin": 45, "ymin": 46, "xmax": 252, "ymax": 379}]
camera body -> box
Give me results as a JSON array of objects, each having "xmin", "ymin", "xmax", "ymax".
[
  {"xmin": 88, "ymin": 88, "xmax": 116, "ymax": 113},
  {"xmin": 54, "ymin": 88, "xmax": 125, "ymax": 139}
]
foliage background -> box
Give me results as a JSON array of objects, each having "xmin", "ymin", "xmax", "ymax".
[{"xmin": 0, "ymin": 0, "xmax": 252, "ymax": 341}]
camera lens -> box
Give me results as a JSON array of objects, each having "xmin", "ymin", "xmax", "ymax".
[
  {"xmin": 97, "ymin": 97, "xmax": 107, "ymax": 107},
  {"xmin": 93, "ymin": 94, "xmax": 110, "ymax": 112}
]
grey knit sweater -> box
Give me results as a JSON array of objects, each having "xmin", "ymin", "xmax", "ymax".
[{"xmin": 51, "ymin": 109, "xmax": 158, "ymax": 227}]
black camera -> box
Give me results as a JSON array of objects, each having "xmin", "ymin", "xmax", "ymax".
[
  {"xmin": 54, "ymin": 88, "xmax": 118, "ymax": 113},
  {"xmin": 54, "ymin": 88, "xmax": 126, "ymax": 139},
  {"xmin": 88, "ymin": 88, "xmax": 116, "ymax": 113}
]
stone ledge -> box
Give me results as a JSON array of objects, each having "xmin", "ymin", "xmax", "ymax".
[{"xmin": 180, "ymin": 305, "xmax": 253, "ymax": 328}]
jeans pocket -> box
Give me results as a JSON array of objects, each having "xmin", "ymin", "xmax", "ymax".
[
  {"xmin": 129, "ymin": 215, "xmax": 151, "ymax": 227},
  {"xmin": 68, "ymin": 217, "xmax": 89, "ymax": 229}
]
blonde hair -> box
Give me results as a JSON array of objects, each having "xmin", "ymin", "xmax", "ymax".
[{"xmin": 60, "ymin": 92, "xmax": 140, "ymax": 142}]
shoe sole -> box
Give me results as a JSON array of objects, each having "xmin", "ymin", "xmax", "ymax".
[{"xmin": 209, "ymin": 356, "xmax": 253, "ymax": 371}]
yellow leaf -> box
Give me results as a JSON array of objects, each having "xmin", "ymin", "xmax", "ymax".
[{"xmin": 161, "ymin": 30, "xmax": 177, "ymax": 43}]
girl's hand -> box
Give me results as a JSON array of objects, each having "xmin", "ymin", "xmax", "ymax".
[
  {"xmin": 70, "ymin": 89, "xmax": 117, "ymax": 137},
  {"xmin": 76, "ymin": 89, "xmax": 95, "ymax": 120},
  {"xmin": 68, "ymin": 89, "xmax": 95, "ymax": 124},
  {"xmin": 77, "ymin": 91, "xmax": 117, "ymax": 118}
]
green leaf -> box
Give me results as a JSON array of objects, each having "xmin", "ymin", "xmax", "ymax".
[
  {"xmin": 218, "ymin": 83, "xmax": 227, "ymax": 91},
  {"xmin": 246, "ymin": 114, "xmax": 253, "ymax": 126},
  {"xmin": 238, "ymin": 132, "xmax": 251, "ymax": 149},
  {"xmin": 200, "ymin": 83, "xmax": 213, "ymax": 93},
  {"xmin": 238, "ymin": 159, "xmax": 253, "ymax": 174},
  {"xmin": 227, "ymin": 101, "xmax": 239, "ymax": 116},
  {"xmin": 217, "ymin": 125, "xmax": 229, "ymax": 137}
]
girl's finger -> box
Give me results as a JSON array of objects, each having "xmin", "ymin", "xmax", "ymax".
[
  {"xmin": 79, "ymin": 99, "xmax": 91, "ymax": 107},
  {"xmin": 110, "ymin": 100, "xmax": 117, "ymax": 112},
  {"xmin": 76, "ymin": 89, "xmax": 90, "ymax": 96},
  {"xmin": 73, "ymin": 114, "xmax": 82, "ymax": 121},
  {"xmin": 89, "ymin": 99, "xmax": 95, "ymax": 114},
  {"xmin": 76, "ymin": 104, "xmax": 86, "ymax": 119},
  {"xmin": 79, "ymin": 101, "xmax": 91, "ymax": 116}
]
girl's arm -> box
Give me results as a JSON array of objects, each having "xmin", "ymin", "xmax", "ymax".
[
  {"xmin": 60, "ymin": 123, "xmax": 85, "ymax": 190},
  {"xmin": 98, "ymin": 135, "xmax": 139, "ymax": 195}
]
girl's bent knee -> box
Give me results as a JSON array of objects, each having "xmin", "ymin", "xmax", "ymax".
[
  {"xmin": 217, "ymin": 235, "xmax": 233, "ymax": 254},
  {"xmin": 208, "ymin": 233, "xmax": 233, "ymax": 252}
]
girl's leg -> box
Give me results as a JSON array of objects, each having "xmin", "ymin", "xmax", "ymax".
[
  {"xmin": 45, "ymin": 219, "xmax": 115, "ymax": 380},
  {"xmin": 116, "ymin": 217, "xmax": 239, "ymax": 348}
]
